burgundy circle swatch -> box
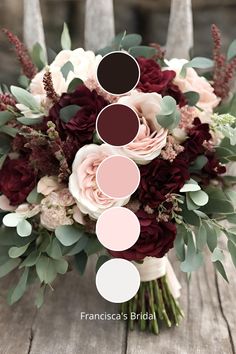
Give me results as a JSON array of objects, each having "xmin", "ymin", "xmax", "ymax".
[
  {"xmin": 96, "ymin": 155, "xmax": 140, "ymax": 199},
  {"xmin": 96, "ymin": 52, "xmax": 140, "ymax": 95},
  {"xmin": 96, "ymin": 207, "xmax": 140, "ymax": 251},
  {"xmin": 96, "ymin": 104, "xmax": 139, "ymax": 146}
]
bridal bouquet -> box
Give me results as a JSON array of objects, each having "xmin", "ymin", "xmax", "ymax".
[{"xmin": 1, "ymin": 24, "xmax": 236, "ymax": 334}]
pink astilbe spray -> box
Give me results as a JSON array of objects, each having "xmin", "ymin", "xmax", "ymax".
[
  {"xmin": 2, "ymin": 28, "xmax": 37, "ymax": 80},
  {"xmin": 43, "ymin": 70, "xmax": 59, "ymax": 104},
  {"xmin": 0, "ymin": 93, "xmax": 16, "ymax": 111},
  {"xmin": 211, "ymin": 24, "xmax": 236, "ymax": 100}
]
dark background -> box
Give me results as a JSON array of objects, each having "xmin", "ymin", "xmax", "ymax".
[{"xmin": 0, "ymin": 0, "xmax": 236, "ymax": 85}]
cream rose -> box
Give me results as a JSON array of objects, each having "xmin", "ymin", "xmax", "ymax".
[
  {"xmin": 113, "ymin": 91, "xmax": 168, "ymax": 164},
  {"xmin": 165, "ymin": 59, "xmax": 220, "ymax": 114},
  {"xmin": 69, "ymin": 144, "xmax": 130, "ymax": 219},
  {"xmin": 30, "ymin": 48, "xmax": 102, "ymax": 107}
]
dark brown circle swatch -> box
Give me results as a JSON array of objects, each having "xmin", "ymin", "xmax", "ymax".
[
  {"xmin": 96, "ymin": 104, "xmax": 139, "ymax": 146},
  {"xmin": 96, "ymin": 52, "xmax": 140, "ymax": 95}
]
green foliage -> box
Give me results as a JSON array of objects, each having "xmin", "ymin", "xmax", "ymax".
[
  {"xmin": 11, "ymin": 86, "xmax": 40, "ymax": 111},
  {"xmin": 17, "ymin": 116, "xmax": 43, "ymax": 125},
  {"xmin": 26, "ymin": 187, "xmax": 43, "ymax": 204},
  {"xmin": 180, "ymin": 230, "xmax": 203, "ymax": 272},
  {"xmin": 128, "ymin": 46, "xmax": 157, "ymax": 59},
  {"xmin": 183, "ymin": 91, "xmax": 200, "ymax": 106},
  {"xmin": 31, "ymin": 42, "xmax": 47, "ymax": 70},
  {"xmin": 0, "ymin": 258, "xmax": 21, "ymax": 278},
  {"xmin": 61, "ymin": 23, "xmax": 71, "ymax": 50},
  {"xmin": 61, "ymin": 61, "xmax": 74, "ymax": 80},
  {"xmin": 74, "ymin": 251, "xmax": 88, "ymax": 275},
  {"xmin": 55, "ymin": 225, "xmax": 84, "ymax": 246},
  {"xmin": 180, "ymin": 57, "xmax": 214, "ymax": 77},
  {"xmin": 95, "ymin": 255, "xmax": 110, "ymax": 273},
  {"xmin": 67, "ymin": 78, "xmax": 83, "ymax": 93},
  {"xmin": 156, "ymin": 96, "xmax": 180, "ymax": 130},
  {"xmin": 7, "ymin": 268, "xmax": 29, "ymax": 305},
  {"xmin": 0, "ymin": 111, "xmax": 14, "ymax": 126},
  {"xmin": 227, "ymin": 39, "xmax": 236, "ymax": 61},
  {"xmin": 59, "ymin": 104, "xmax": 80, "ymax": 123}
]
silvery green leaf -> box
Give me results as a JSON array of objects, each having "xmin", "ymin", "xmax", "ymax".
[
  {"xmin": 61, "ymin": 61, "xmax": 74, "ymax": 80},
  {"xmin": 17, "ymin": 116, "xmax": 43, "ymax": 126},
  {"xmin": 189, "ymin": 190, "xmax": 209, "ymax": 206},
  {"xmin": 8, "ymin": 243, "xmax": 29, "ymax": 258},
  {"xmin": 46, "ymin": 238, "xmax": 62, "ymax": 260},
  {"xmin": 204, "ymin": 222, "xmax": 217, "ymax": 252},
  {"xmin": 3, "ymin": 213, "xmax": 23, "ymax": 227},
  {"xmin": 186, "ymin": 194, "xmax": 199, "ymax": 211},
  {"xmin": 17, "ymin": 219, "xmax": 32, "ymax": 237},
  {"xmin": 96, "ymin": 255, "xmax": 110, "ymax": 272},
  {"xmin": 111, "ymin": 31, "xmax": 126, "ymax": 50},
  {"xmin": 0, "ymin": 111, "xmax": 14, "ymax": 126},
  {"xmin": 121, "ymin": 34, "xmax": 142, "ymax": 51},
  {"xmin": 36, "ymin": 255, "xmax": 57, "ymax": 284},
  {"xmin": 211, "ymin": 248, "xmax": 224, "ymax": 263},
  {"xmin": 26, "ymin": 187, "xmax": 43, "ymax": 204},
  {"xmin": 74, "ymin": 251, "xmax": 88, "ymax": 275},
  {"xmin": 227, "ymin": 39, "xmax": 236, "ymax": 61},
  {"xmin": 54, "ymin": 259, "xmax": 68, "ymax": 274},
  {"xmin": 61, "ymin": 23, "xmax": 71, "ymax": 50},
  {"xmin": 214, "ymin": 261, "xmax": 229, "ymax": 282},
  {"xmin": 7, "ymin": 267, "xmax": 29, "ymax": 305},
  {"xmin": 0, "ymin": 258, "xmax": 21, "ymax": 278},
  {"xmin": 228, "ymin": 239, "xmax": 236, "ymax": 268},
  {"xmin": 128, "ymin": 46, "xmax": 157, "ymax": 59},
  {"xmin": 180, "ymin": 231, "xmax": 203, "ymax": 272},
  {"xmin": 180, "ymin": 179, "xmax": 201, "ymax": 193},
  {"xmin": 174, "ymin": 224, "xmax": 186, "ymax": 261},
  {"xmin": 55, "ymin": 225, "xmax": 82, "ymax": 246},
  {"xmin": 159, "ymin": 96, "xmax": 176, "ymax": 115},
  {"xmin": 180, "ymin": 57, "xmax": 213, "ymax": 77},
  {"xmin": 59, "ymin": 104, "xmax": 80, "ymax": 123},
  {"xmin": 67, "ymin": 78, "xmax": 84, "ymax": 93},
  {"xmin": 19, "ymin": 250, "xmax": 40, "ymax": 268},
  {"xmin": 31, "ymin": 42, "xmax": 47, "ymax": 70},
  {"xmin": 11, "ymin": 86, "xmax": 40, "ymax": 111},
  {"xmin": 35, "ymin": 285, "xmax": 46, "ymax": 308},
  {"xmin": 196, "ymin": 223, "xmax": 207, "ymax": 251},
  {"xmin": 184, "ymin": 91, "xmax": 200, "ymax": 106},
  {"xmin": 0, "ymin": 154, "xmax": 7, "ymax": 169},
  {"xmin": 0, "ymin": 125, "xmax": 18, "ymax": 137}
]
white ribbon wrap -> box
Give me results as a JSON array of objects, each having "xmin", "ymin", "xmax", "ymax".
[{"xmin": 134, "ymin": 256, "xmax": 181, "ymax": 299}]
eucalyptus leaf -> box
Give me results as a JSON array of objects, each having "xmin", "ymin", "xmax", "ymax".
[
  {"xmin": 84, "ymin": 237, "xmax": 103, "ymax": 256},
  {"xmin": 0, "ymin": 125, "xmax": 18, "ymax": 137},
  {"xmin": 66, "ymin": 235, "xmax": 89, "ymax": 256},
  {"xmin": 11, "ymin": 86, "xmax": 40, "ymax": 111},
  {"xmin": 227, "ymin": 39, "xmax": 236, "ymax": 61},
  {"xmin": 121, "ymin": 34, "xmax": 142, "ymax": 51},
  {"xmin": 196, "ymin": 223, "xmax": 207, "ymax": 251},
  {"xmin": 59, "ymin": 104, "xmax": 80, "ymax": 123},
  {"xmin": 180, "ymin": 179, "xmax": 201, "ymax": 193},
  {"xmin": 54, "ymin": 259, "xmax": 68, "ymax": 274},
  {"xmin": 61, "ymin": 61, "xmax": 74, "ymax": 80},
  {"xmin": 61, "ymin": 23, "xmax": 71, "ymax": 50},
  {"xmin": 36, "ymin": 256, "xmax": 57, "ymax": 284},
  {"xmin": 186, "ymin": 194, "xmax": 199, "ymax": 211},
  {"xmin": 46, "ymin": 238, "xmax": 62, "ymax": 259},
  {"xmin": 8, "ymin": 243, "xmax": 29, "ymax": 258},
  {"xmin": 55, "ymin": 225, "xmax": 83, "ymax": 246},
  {"xmin": 19, "ymin": 250, "xmax": 40, "ymax": 268},
  {"xmin": 7, "ymin": 268, "xmax": 29, "ymax": 305},
  {"xmin": 214, "ymin": 261, "xmax": 229, "ymax": 282},
  {"xmin": 35, "ymin": 285, "xmax": 46, "ymax": 308},
  {"xmin": 111, "ymin": 31, "xmax": 126, "ymax": 49},
  {"xmin": 26, "ymin": 187, "xmax": 43, "ymax": 205},
  {"xmin": 174, "ymin": 225, "xmax": 186, "ymax": 261},
  {"xmin": 184, "ymin": 91, "xmax": 200, "ymax": 106},
  {"xmin": 128, "ymin": 46, "xmax": 157, "ymax": 59},
  {"xmin": 17, "ymin": 219, "xmax": 32, "ymax": 237},
  {"xmin": 17, "ymin": 116, "xmax": 43, "ymax": 125},
  {"xmin": 204, "ymin": 222, "xmax": 218, "ymax": 252},
  {"xmin": 228, "ymin": 239, "xmax": 236, "ymax": 268},
  {"xmin": 0, "ymin": 111, "xmax": 14, "ymax": 126},
  {"xmin": 0, "ymin": 134, "xmax": 11, "ymax": 154},
  {"xmin": 211, "ymin": 248, "xmax": 224, "ymax": 263},
  {"xmin": 0, "ymin": 154, "xmax": 7, "ymax": 169},
  {"xmin": 180, "ymin": 231, "xmax": 203, "ymax": 272},
  {"xmin": 0, "ymin": 258, "xmax": 21, "ymax": 278},
  {"xmin": 31, "ymin": 42, "xmax": 47, "ymax": 70},
  {"xmin": 189, "ymin": 190, "xmax": 209, "ymax": 207},
  {"xmin": 96, "ymin": 255, "xmax": 110, "ymax": 272},
  {"xmin": 67, "ymin": 78, "xmax": 84, "ymax": 93},
  {"xmin": 3, "ymin": 213, "xmax": 23, "ymax": 227},
  {"xmin": 74, "ymin": 251, "xmax": 88, "ymax": 275}
]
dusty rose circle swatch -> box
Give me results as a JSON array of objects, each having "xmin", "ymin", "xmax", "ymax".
[
  {"xmin": 96, "ymin": 258, "xmax": 141, "ymax": 303},
  {"xmin": 96, "ymin": 207, "xmax": 140, "ymax": 251},
  {"xmin": 96, "ymin": 103, "xmax": 139, "ymax": 146},
  {"xmin": 96, "ymin": 155, "xmax": 140, "ymax": 199},
  {"xmin": 96, "ymin": 51, "xmax": 140, "ymax": 95}
]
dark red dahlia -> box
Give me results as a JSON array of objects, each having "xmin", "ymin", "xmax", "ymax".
[
  {"xmin": 109, "ymin": 210, "xmax": 176, "ymax": 261},
  {"xmin": 137, "ymin": 57, "xmax": 186, "ymax": 106},
  {"xmin": 180, "ymin": 118, "xmax": 212, "ymax": 163},
  {"xmin": 0, "ymin": 157, "xmax": 37, "ymax": 206},
  {"xmin": 138, "ymin": 157, "xmax": 190, "ymax": 209},
  {"xmin": 45, "ymin": 85, "xmax": 108, "ymax": 162}
]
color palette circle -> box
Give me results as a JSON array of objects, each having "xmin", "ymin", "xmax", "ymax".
[
  {"xmin": 96, "ymin": 103, "xmax": 139, "ymax": 146},
  {"xmin": 96, "ymin": 207, "xmax": 140, "ymax": 251},
  {"xmin": 96, "ymin": 51, "xmax": 140, "ymax": 95},
  {"xmin": 96, "ymin": 155, "xmax": 140, "ymax": 199},
  {"xmin": 96, "ymin": 258, "xmax": 140, "ymax": 303}
]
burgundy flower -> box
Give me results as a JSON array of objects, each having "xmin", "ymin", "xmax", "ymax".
[
  {"xmin": 45, "ymin": 85, "xmax": 108, "ymax": 162},
  {"xmin": 138, "ymin": 157, "xmax": 190, "ymax": 208},
  {"xmin": 109, "ymin": 210, "xmax": 176, "ymax": 261},
  {"xmin": 0, "ymin": 157, "xmax": 37, "ymax": 206},
  {"xmin": 137, "ymin": 57, "xmax": 186, "ymax": 106},
  {"xmin": 180, "ymin": 118, "xmax": 212, "ymax": 163}
]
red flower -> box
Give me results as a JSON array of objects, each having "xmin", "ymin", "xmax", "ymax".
[
  {"xmin": 45, "ymin": 85, "xmax": 108, "ymax": 162},
  {"xmin": 0, "ymin": 157, "xmax": 36, "ymax": 206},
  {"xmin": 138, "ymin": 157, "xmax": 190, "ymax": 208},
  {"xmin": 109, "ymin": 210, "xmax": 176, "ymax": 261},
  {"xmin": 137, "ymin": 57, "xmax": 186, "ymax": 106}
]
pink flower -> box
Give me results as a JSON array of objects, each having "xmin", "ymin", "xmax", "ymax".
[
  {"xmin": 69, "ymin": 144, "xmax": 129, "ymax": 219},
  {"xmin": 0, "ymin": 195, "xmax": 16, "ymax": 211},
  {"xmin": 37, "ymin": 176, "xmax": 61, "ymax": 196},
  {"xmin": 166, "ymin": 59, "xmax": 220, "ymax": 112},
  {"xmin": 114, "ymin": 91, "xmax": 168, "ymax": 164},
  {"xmin": 40, "ymin": 190, "xmax": 74, "ymax": 230}
]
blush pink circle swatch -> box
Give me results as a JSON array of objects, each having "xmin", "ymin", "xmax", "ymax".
[
  {"xmin": 96, "ymin": 207, "xmax": 140, "ymax": 251},
  {"xmin": 96, "ymin": 155, "xmax": 140, "ymax": 199},
  {"xmin": 96, "ymin": 104, "xmax": 139, "ymax": 146}
]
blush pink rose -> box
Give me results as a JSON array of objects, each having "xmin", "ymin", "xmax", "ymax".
[
  {"xmin": 113, "ymin": 91, "xmax": 168, "ymax": 164},
  {"xmin": 69, "ymin": 144, "xmax": 130, "ymax": 219},
  {"xmin": 166, "ymin": 59, "xmax": 220, "ymax": 113}
]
